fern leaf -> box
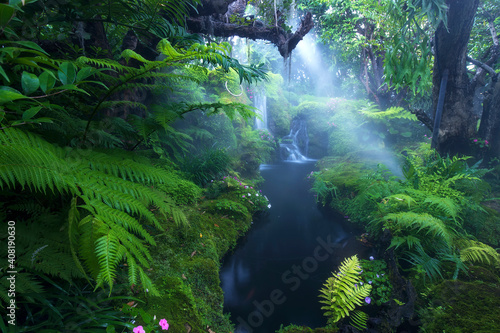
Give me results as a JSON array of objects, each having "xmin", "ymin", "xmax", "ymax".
[
  {"xmin": 459, "ymin": 240, "xmax": 500, "ymax": 268},
  {"xmin": 383, "ymin": 212, "xmax": 454, "ymax": 246},
  {"xmin": 319, "ymin": 255, "xmax": 372, "ymax": 324},
  {"xmin": 350, "ymin": 310, "xmax": 369, "ymax": 331}
]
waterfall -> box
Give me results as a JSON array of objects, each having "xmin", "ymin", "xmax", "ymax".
[
  {"xmin": 254, "ymin": 88, "xmax": 268, "ymax": 130},
  {"xmin": 280, "ymin": 118, "xmax": 309, "ymax": 161}
]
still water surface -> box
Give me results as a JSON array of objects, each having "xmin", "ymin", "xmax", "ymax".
[{"xmin": 220, "ymin": 161, "xmax": 371, "ymax": 333}]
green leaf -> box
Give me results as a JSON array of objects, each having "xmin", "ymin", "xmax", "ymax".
[
  {"xmin": 22, "ymin": 106, "xmax": 42, "ymax": 120},
  {"xmin": 389, "ymin": 127, "xmax": 399, "ymax": 134},
  {"xmin": 0, "ymin": 65, "xmax": 10, "ymax": 82},
  {"xmin": 1, "ymin": 41, "xmax": 48, "ymax": 55},
  {"xmin": 33, "ymin": 117, "xmax": 53, "ymax": 123},
  {"xmin": 52, "ymin": 83, "xmax": 89, "ymax": 95},
  {"xmin": 401, "ymin": 131, "xmax": 412, "ymax": 137},
  {"xmin": 76, "ymin": 66, "xmax": 93, "ymax": 82},
  {"xmin": 39, "ymin": 71, "xmax": 57, "ymax": 93},
  {"xmin": 21, "ymin": 71, "xmax": 40, "ymax": 95},
  {"xmin": 58, "ymin": 62, "xmax": 76, "ymax": 85},
  {"xmin": 0, "ymin": 4, "xmax": 15, "ymax": 27},
  {"xmin": 0, "ymin": 86, "xmax": 27, "ymax": 104}
]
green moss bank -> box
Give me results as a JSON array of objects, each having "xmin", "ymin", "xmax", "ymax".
[{"xmin": 141, "ymin": 176, "xmax": 268, "ymax": 332}]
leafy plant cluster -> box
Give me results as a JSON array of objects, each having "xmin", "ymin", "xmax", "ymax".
[
  {"xmin": 0, "ymin": 1, "xmax": 271, "ymax": 330},
  {"xmin": 359, "ymin": 259, "xmax": 393, "ymax": 306},
  {"xmin": 205, "ymin": 175, "xmax": 271, "ymax": 214},
  {"xmin": 360, "ymin": 102, "xmax": 423, "ymax": 142},
  {"xmin": 319, "ymin": 145, "xmax": 500, "ymax": 283}
]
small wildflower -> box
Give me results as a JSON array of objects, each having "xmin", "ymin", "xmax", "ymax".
[
  {"xmin": 267, "ymin": 204, "xmax": 271, "ymax": 208},
  {"xmin": 376, "ymin": 274, "xmax": 380, "ymax": 278},
  {"xmin": 369, "ymin": 256, "xmax": 374, "ymax": 260},
  {"xmin": 159, "ymin": 318, "xmax": 169, "ymax": 330},
  {"xmin": 474, "ymin": 139, "xmax": 478, "ymax": 142},
  {"xmin": 485, "ymin": 140, "xmax": 489, "ymax": 145},
  {"xmin": 133, "ymin": 326, "xmax": 146, "ymax": 333},
  {"xmin": 200, "ymin": 233, "xmax": 202, "ymax": 238},
  {"xmin": 365, "ymin": 297, "xmax": 371, "ymax": 304},
  {"xmin": 248, "ymin": 193, "xmax": 251, "ymax": 196},
  {"xmin": 242, "ymin": 195, "xmax": 246, "ymax": 198},
  {"xmin": 368, "ymin": 280, "xmax": 372, "ymax": 284}
]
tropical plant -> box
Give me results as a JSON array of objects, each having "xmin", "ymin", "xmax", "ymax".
[
  {"xmin": 0, "ymin": 127, "xmax": 194, "ymax": 294},
  {"xmin": 366, "ymin": 150, "xmax": 496, "ymax": 281},
  {"xmin": 319, "ymin": 255, "xmax": 372, "ymax": 330}
]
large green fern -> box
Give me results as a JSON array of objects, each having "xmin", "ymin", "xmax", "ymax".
[
  {"xmin": 319, "ymin": 255, "xmax": 372, "ymax": 328},
  {"xmin": 0, "ymin": 127, "xmax": 188, "ymax": 294}
]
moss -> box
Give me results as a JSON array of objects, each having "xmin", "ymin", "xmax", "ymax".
[
  {"xmin": 145, "ymin": 276, "xmax": 205, "ymax": 332},
  {"xmin": 294, "ymin": 101, "xmax": 331, "ymax": 158},
  {"xmin": 277, "ymin": 324, "xmax": 338, "ymax": 333},
  {"xmin": 420, "ymin": 280, "xmax": 500, "ymax": 332},
  {"xmin": 143, "ymin": 185, "xmax": 258, "ymax": 332}
]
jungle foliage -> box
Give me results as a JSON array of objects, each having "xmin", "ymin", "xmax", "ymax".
[{"xmin": 0, "ymin": 0, "xmax": 273, "ymax": 330}]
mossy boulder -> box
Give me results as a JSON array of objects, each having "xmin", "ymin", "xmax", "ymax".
[
  {"xmin": 277, "ymin": 324, "xmax": 337, "ymax": 333},
  {"xmin": 294, "ymin": 101, "xmax": 330, "ymax": 158},
  {"xmin": 420, "ymin": 280, "xmax": 500, "ymax": 332}
]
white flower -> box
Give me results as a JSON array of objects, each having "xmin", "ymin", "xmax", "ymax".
[
  {"xmin": 248, "ymin": 193, "xmax": 251, "ymax": 196},
  {"xmin": 256, "ymin": 193, "xmax": 259, "ymax": 196},
  {"xmin": 267, "ymin": 204, "xmax": 271, "ymax": 209}
]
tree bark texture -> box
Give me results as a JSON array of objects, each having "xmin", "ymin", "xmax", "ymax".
[
  {"xmin": 478, "ymin": 80, "xmax": 500, "ymax": 161},
  {"xmin": 432, "ymin": 0, "xmax": 479, "ymax": 156}
]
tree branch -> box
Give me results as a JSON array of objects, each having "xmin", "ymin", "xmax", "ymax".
[
  {"xmin": 467, "ymin": 56, "xmax": 498, "ymax": 77},
  {"xmin": 410, "ymin": 107, "xmax": 433, "ymax": 131},
  {"xmin": 186, "ymin": 12, "xmax": 314, "ymax": 58}
]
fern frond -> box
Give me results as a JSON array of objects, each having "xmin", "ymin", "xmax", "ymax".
[
  {"xmin": 458, "ymin": 240, "xmax": 500, "ymax": 268},
  {"xmin": 403, "ymin": 245, "xmax": 443, "ymax": 282},
  {"xmin": 389, "ymin": 235, "xmax": 422, "ymax": 250},
  {"xmin": 383, "ymin": 212, "xmax": 455, "ymax": 246},
  {"xmin": 319, "ymin": 255, "xmax": 372, "ymax": 323},
  {"xmin": 0, "ymin": 128, "xmax": 69, "ymax": 194},
  {"xmin": 423, "ymin": 195, "xmax": 459, "ymax": 220},
  {"xmin": 350, "ymin": 310, "xmax": 369, "ymax": 331}
]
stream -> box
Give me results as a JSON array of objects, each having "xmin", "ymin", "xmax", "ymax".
[{"xmin": 220, "ymin": 160, "xmax": 373, "ymax": 333}]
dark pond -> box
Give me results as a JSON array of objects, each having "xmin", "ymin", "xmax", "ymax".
[{"xmin": 220, "ymin": 161, "xmax": 373, "ymax": 333}]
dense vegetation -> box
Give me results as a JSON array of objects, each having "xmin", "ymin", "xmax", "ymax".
[{"xmin": 1, "ymin": 0, "xmax": 500, "ymax": 332}]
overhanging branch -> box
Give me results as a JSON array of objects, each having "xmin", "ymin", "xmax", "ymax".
[{"xmin": 186, "ymin": 12, "xmax": 314, "ymax": 58}]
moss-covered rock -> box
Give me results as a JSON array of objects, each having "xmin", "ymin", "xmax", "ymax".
[
  {"xmin": 420, "ymin": 280, "xmax": 500, "ymax": 332},
  {"xmin": 276, "ymin": 324, "xmax": 338, "ymax": 333}
]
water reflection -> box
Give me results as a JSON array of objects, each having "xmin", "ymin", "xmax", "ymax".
[{"xmin": 220, "ymin": 162, "xmax": 372, "ymax": 332}]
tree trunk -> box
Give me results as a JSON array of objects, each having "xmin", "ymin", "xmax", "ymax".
[
  {"xmin": 478, "ymin": 79, "xmax": 500, "ymax": 162},
  {"xmin": 432, "ymin": 0, "xmax": 479, "ymax": 156}
]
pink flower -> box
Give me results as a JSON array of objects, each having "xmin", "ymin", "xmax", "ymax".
[
  {"xmin": 474, "ymin": 139, "xmax": 478, "ymax": 142},
  {"xmin": 485, "ymin": 140, "xmax": 489, "ymax": 145},
  {"xmin": 159, "ymin": 318, "xmax": 169, "ymax": 330},
  {"xmin": 133, "ymin": 326, "xmax": 146, "ymax": 333}
]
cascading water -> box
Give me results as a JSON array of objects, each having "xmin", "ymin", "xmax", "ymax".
[
  {"xmin": 254, "ymin": 88, "xmax": 268, "ymax": 130},
  {"xmin": 280, "ymin": 118, "xmax": 309, "ymax": 161}
]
